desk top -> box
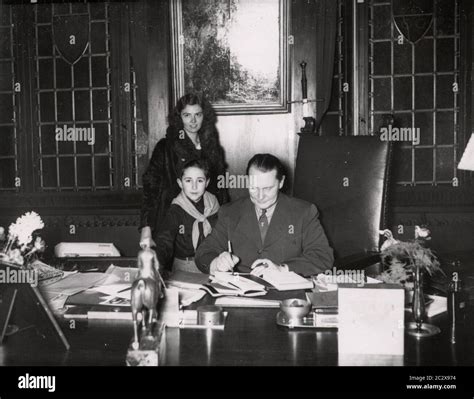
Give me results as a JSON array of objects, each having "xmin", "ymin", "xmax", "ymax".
[
  {"xmin": 2, "ymin": 250, "xmax": 474, "ymax": 367},
  {"xmin": 2, "ymin": 295, "xmax": 473, "ymax": 367}
]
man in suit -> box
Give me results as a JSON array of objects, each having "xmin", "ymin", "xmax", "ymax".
[{"xmin": 195, "ymin": 153, "xmax": 334, "ymax": 276}]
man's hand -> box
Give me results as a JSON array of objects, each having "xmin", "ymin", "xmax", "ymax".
[
  {"xmin": 209, "ymin": 252, "xmax": 240, "ymax": 275},
  {"xmin": 250, "ymin": 259, "xmax": 289, "ymax": 276}
]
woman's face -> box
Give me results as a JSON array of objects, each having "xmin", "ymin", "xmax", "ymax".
[{"xmin": 180, "ymin": 104, "xmax": 203, "ymax": 135}]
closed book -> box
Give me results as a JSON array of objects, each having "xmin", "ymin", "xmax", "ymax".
[
  {"xmin": 314, "ymin": 311, "xmax": 338, "ymax": 328},
  {"xmin": 167, "ymin": 270, "xmax": 210, "ymax": 290},
  {"xmin": 259, "ymin": 271, "xmax": 313, "ymax": 291}
]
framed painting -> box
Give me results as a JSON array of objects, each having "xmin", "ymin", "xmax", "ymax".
[{"xmin": 170, "ymin": 0, "xmax": 289, "ymax": 115}]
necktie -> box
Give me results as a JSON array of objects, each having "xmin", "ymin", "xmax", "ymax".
[{"xmin": 259, "ymin": 208, "xmax": 268, "ymax": 243}]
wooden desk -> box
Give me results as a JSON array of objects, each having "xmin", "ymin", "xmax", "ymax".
[
  {"xmin": 1, "ymin": 296, "xmax": 473, "ymax": 367},
  {"xmin": 2, "ymin": 250, "xmax": 473, "ymax": 367}
]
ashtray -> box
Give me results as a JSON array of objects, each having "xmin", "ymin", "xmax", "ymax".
[{"xmin": 280, "ymin": 298, "xmax": 311, "ymax": 321}]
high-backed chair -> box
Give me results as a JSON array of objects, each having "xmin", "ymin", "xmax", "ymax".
[{"xmin": 293, "ymin": 135, "xmax": 392, "ymax": 270}]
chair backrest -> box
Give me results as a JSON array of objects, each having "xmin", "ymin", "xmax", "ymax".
[{"xmin": 293, "ymin": 135, "xmax": 391, "ymax": 260}]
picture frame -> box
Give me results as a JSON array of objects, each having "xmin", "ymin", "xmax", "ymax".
[{"xmin": 170, "ymin": 0, "xmax": 290, "ymax": 115}]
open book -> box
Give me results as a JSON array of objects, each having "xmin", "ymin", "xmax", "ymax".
[{"xmin": 202, "ymin": 273, "xmax": 267, "ymax": 297}]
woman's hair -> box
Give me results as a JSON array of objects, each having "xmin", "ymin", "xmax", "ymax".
[
  {"xmin": 169, "ymin": 93, "xmax": 226, "ymax": 173},
  {"xmin": 180, "ymin": 159, "xmax": 210, "ymax": 179}
]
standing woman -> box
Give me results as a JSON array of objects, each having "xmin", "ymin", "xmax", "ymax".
[{"xmin": 139, "ymin": 93, "xmax": 229, "ymax": 249}]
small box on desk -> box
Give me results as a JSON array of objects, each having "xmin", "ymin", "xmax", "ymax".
[{"xmin": 338, "ymin": 283, "xmax": 405, "ymax": 356}]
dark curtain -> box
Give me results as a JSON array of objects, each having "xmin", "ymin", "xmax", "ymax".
[
  {"xmin": 314, "ymin": 0, "xmax": 337, "ymax": 133},
  {"xmin": 129, "ymin": 1, "xmax": 149, "ymax": 135}
]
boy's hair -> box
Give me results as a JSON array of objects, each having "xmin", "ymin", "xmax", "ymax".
[
  {"xmin": 246, "ymin": 153, "xmax": 286, "ymax": 181},
  {"xmin": 180, "ymin": 159, "xmax": 210, "ymax": 179}
]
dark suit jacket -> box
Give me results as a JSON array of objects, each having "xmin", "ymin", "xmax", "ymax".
[{"xmin": 195, "ymin": 193, "xmax": 334, "ymax": 276}]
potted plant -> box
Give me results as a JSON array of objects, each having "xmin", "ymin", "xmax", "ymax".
[{"xmin": 376, "ymin": 226, "xmax": 442, "ymax": 303}]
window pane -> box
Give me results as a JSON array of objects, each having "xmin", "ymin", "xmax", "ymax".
[
  {"xmin": 394, "ymin": 77, "xmax": 411, "ymax": 110},
  {"xmin": 57, "ymin": 91, "xmax": 72, "ymax": 121},
  {"xmin": 393, "ymin": 42, "xmax": 411, "ymax": 74},
  {"xmin": 75, "ymin": 124, "xmax": 94, "ymax": 154},
  {"xmin": 38, "ymin": 58, "xmax": 54, "ymax": 90},
  {"xmin": 59, "ymin": 157, "xmax": 75, "ymax": 187},
  {"xmin": 91, "ymin": 22, "xmax": 106, "ymax": 54},
  {"xmin": 93, "ymin": 123, "xmax": 109, "ymax": 154},
  {"xmin": 392, "ymin": 147, "xmax": 412, "ymax": 183},
  {"xmin": 436, "ymin": 147, "xmax": 454, "ymax": 181},
  {"xmin": 0, "ymin": 93, "xmax": 13, "ymax": 123},
  {"xmin": 436, "ymin": 0, "xmax": 454, "ymax": 36},
  {"xmin": 77, "ymin": 157, "xmax": 92, "ymax": 187},
  {"xmin": 435, "ymin": 111, "xmax": 455, "ymax": 145},
  {"xmin": 74, "ymin": 57, "xmax": 90, "ymax": 88},
  {"xmin": 95, "ymin": 156, "xmax": 110, "ymax": 187},
  {"xmin": 0, "ymin": 159, "xmax": 15, "ymax": 188},
  {"xmin": 40, "ymin": 125, "xmax": 57, "ymax": 155},
  {"xmin": 75, "ymin": 90, "xmax": 91, "ymax": 121},
  {"xmin": 36, "ymin": 4, "xmax": 51, "ymax": 23},
  {"xmin": 92, "ymin": 90, "xmax": 108, "ymax": 120},
  {"xmin": 0, "ymin": 61, "xmax": 12, "ymax": 91},
  {"xmin": 414, "ymin": 75, "xmax": 433, "ymax": 109},
  {"xmin": 41, "ymin": 157, "xmax": 57, "ymax": 188},
  {"xmin": 414, "ymin": 148, "xmax": 433, "ymax": 182},
  {"xmin": 91, "ymin": 56, "xmax": 107, "ymax": 87},
  {"xmin": 372, "ymin": 78, "xmax": 391, "ymax": 111},
  {"xmin": 414, "ymin": 39, "xmax": 433, "ymax": 73},
  {"xmin": 0, "ymin": 126, "xmax": 14, "ymax": 156},
  {"xmin": 37, "ymin": 25, "xmax": 52, "ymax": 57},
  {"xmin": 372, "ymin": 5, "xmax": 391, "ymax": 39},
  {"xmin": 90, "ymin": 3, "xmax": 106, "ymax": 20},
  {"xmin": 0, "ymin": 28, "xmax": 11, "ymax": 58},
  {"xmin": 57, "ymin": 132, "xmax": 74, "ymax": 154},
  {"xmin": 414, "ymin": 112, "xmax": 433, "ymax": 145},
  {"xmin": 55, "ymin": 57, "xmax": 71, "ymax": 89},
  {"xmin": 437, "ymin": 38, "xmax": 454, "ymax": 72},
  {"xmin": 39, "ymin": 92, "xmax": 55, "ymax": 122},
  {"xmin": 373, "ymin": 42, "xmax": 391, "ymax": 75},
  {"xmin": 436, "ymin": 75, "xmax": 455, "ymax": 109}
]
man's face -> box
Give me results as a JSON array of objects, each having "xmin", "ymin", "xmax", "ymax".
[{"xmin": 248, "ymin": 166, "xmax": 285, "ymax": 210}]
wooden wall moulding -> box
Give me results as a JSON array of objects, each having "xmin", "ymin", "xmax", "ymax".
[{"xmin": 0, "ymin": 192, "xmax": 143, "ymax": 212}]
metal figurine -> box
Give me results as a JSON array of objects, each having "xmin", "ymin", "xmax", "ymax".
[{"xmin": 131, "ymin": 247, "xmax": 166, "ymax": 350}]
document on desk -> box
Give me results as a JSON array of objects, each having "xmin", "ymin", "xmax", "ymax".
[
  {"xmin": 91, "ymin": 283, "xmax": 131, "ymax": 299},
  {"xmin": 40, "ymin": 272, "xmax": 109, "ymax": 297}
]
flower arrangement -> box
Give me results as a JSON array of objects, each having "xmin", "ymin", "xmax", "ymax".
[
  {"xmin": 0, "ymin": 211, "xmax": 46, "ymax": 267},
  {"xmin": 376, "ymin": 226, "xmax": 442, "ymax": 290}
]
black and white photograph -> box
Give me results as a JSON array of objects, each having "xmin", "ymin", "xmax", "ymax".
[{"xmin": 0, "ymin": 0, "xmax": 473, "ymax": 395}]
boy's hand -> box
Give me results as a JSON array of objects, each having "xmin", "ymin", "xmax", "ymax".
[{"xmin": 210, "ymin": 252, "xmax": 240, "ymax": 275}]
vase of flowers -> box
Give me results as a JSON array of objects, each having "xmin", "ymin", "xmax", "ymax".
[
  {"xmin": 0, "ymin": 211, "xmax": 46, "ymax": 268},
  {"xmin": 376, "ymin": 226, "xmax": 442, "ymax": 304}
]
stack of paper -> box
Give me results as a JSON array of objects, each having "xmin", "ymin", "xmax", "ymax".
[
  {"xmin": 259, "ymin": 270, "xmax": 313, "ymax": 291},
  {"xmin": 215, "ymin": 296, "xmax": 280, "ymax": 308}
]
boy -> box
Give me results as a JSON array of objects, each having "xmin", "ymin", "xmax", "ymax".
[{"xmin": 154, "ymin": 159, "xmax": 220, "ymax": 273}]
